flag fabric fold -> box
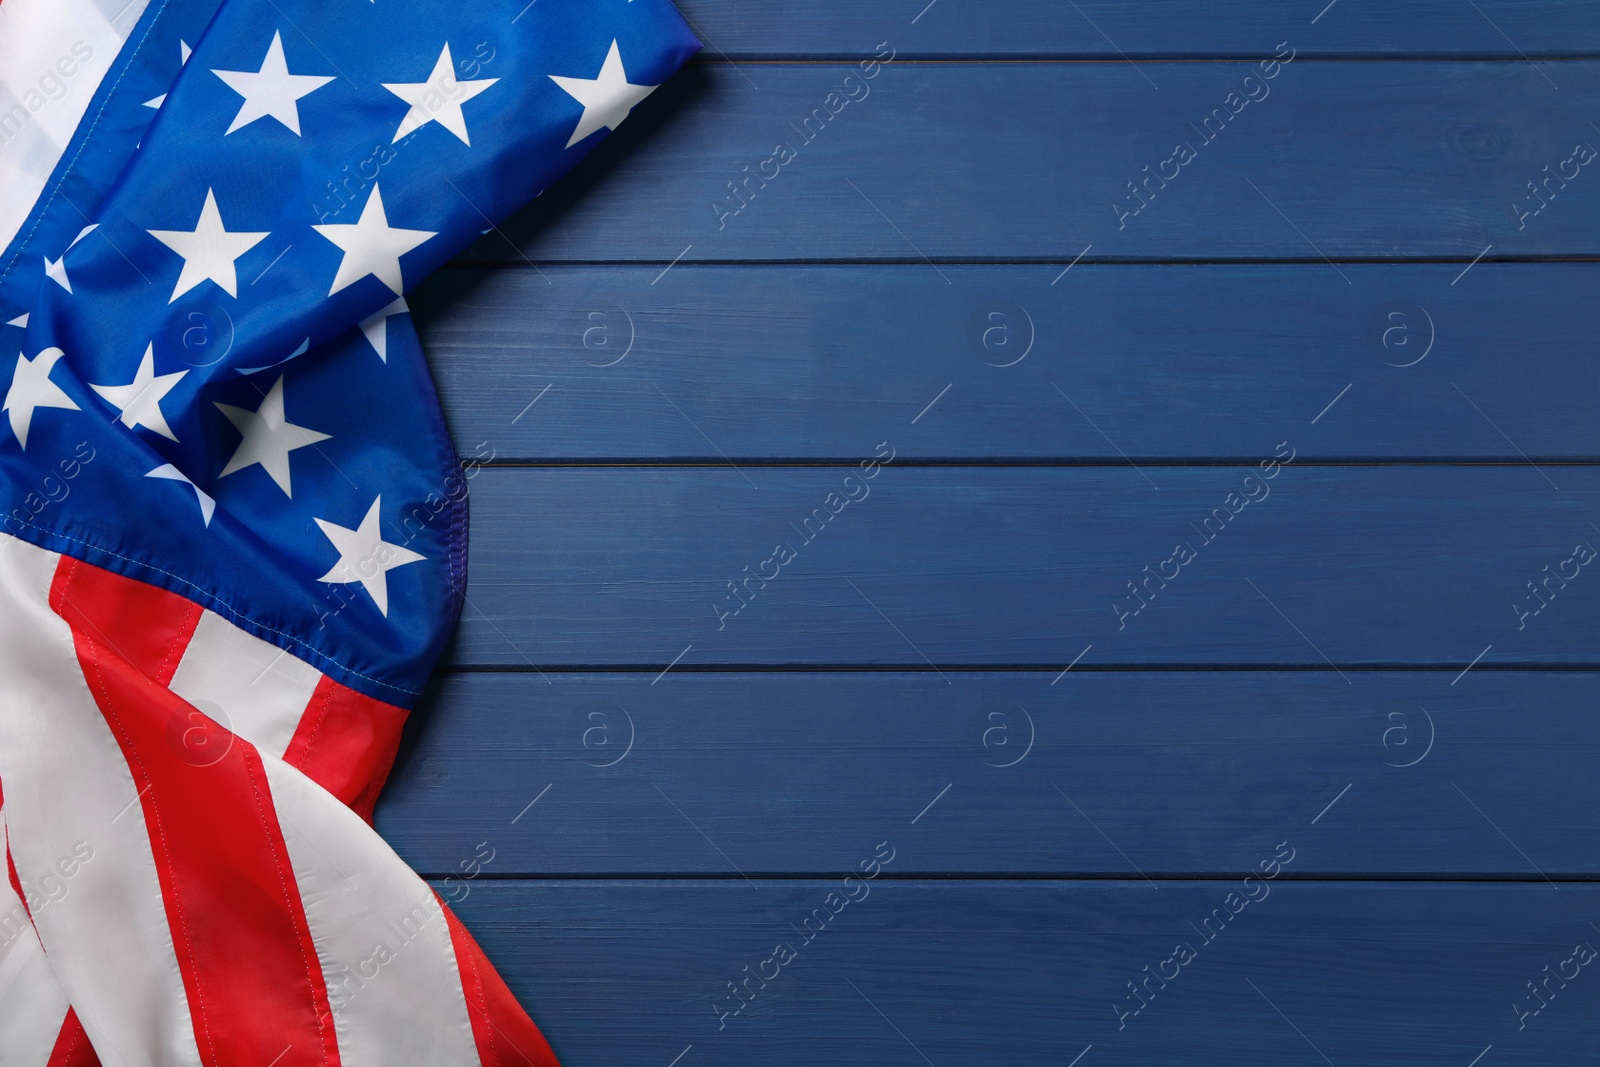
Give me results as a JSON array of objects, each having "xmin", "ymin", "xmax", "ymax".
[{"xmin": 0, "ymin": 0, "xmax": 700, "ymax": 1063}]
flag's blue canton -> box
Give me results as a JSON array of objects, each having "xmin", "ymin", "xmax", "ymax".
[{"xmin": 0, "ymin": 0, "xmax": 700, "ymax": 701}]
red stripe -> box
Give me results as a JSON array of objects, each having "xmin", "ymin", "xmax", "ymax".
[
  {"xmin": 5, "ymin": 841, "xmax": 25, "ymax": 919},
  {"xmin": 4, "ymin": 816, "xmax": 41, "ymax": 946},
  {"xmin": 51, "ymin": 558, "xmax": 341, "ymax": 1067},
  {"xmin": 48, "ymin": 561, "xmax": 201, "ymax": 687},
  {"xmin": 46, "ymin": 1011, "xmax": 102, "ymax": 1067},
  {"xmin": 441, "ymin": 901, "xmax": 560, "ymax": 1067},
  {"xmin": 47, "ymin": 555, "xmax": 407, "ymax": 819},
  {"xmin": 282, "ymin": 676, "xmax": 409, "ymax": 824}
]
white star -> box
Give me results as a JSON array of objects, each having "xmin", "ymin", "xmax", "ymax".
[
  {"xmin": 147, "ymin": 464, "xmax": 215, "ymax": 527},
  {"xmin": 312, "ymin": 185, "xmax": 434, "ymax": 297},
  {"xmin": 6, "ymin": 314, "xmax": 27, "ymax": 328},
  {"xmin": 212, "ymin": 31, "xmax": 333, "ymax": 136},
  {"xmin": 314, "ymin": 496, "xmax": 425, "ymax": 617},
  {"xmin": 43, "ymin": 224, "xmax": 99, "ymax": 292},
  {"xmin": 214, "ymin": 374, "xmax": 330, "ymax": 497},
  {"xmin": 3, "ymin": 348, "xmax": 79, "ymax": 449},
  {"xmin": 359, "ymin": 297, "xmax": 408, "ymax": 363},
  {"xmin": 148, "ymin": 189, "xmax": 270, "ymax": 303},
  {"xmin": 43, "ymin": 255, "xmax": 71, "ymax": 293},
  {"xmin": 548, "ymin": 40, "xmax": 659, "ymax": 149},
  {"xmin": 90, "ymin": 344, "xmax": 188, "ymax": 441},
  {"xmin": 383, "ymin": 44, "xmax": 498, "ymax": 146}
]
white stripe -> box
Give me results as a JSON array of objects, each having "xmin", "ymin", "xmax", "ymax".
[
  {"xmin": 260, "ymin": 754, "xmax": 480, "ymax": 1067},
  {"xmin": 0, "ymin": 809, "xmax": 72, "ymax": 1067},
  {"xmin": 0, "ymin": 0, "xmax": 152, "ymax": 253},
  {"xmin": 168, "ymin": 609, "xmax": 322, "ymax": 759},
  {"xmin": 0, "ymin": 537, "xmax": 203, "ymax": 1067},
  {"xmin": 0, "ymin": 927, "xmax": 70, "ymax": 1067}
]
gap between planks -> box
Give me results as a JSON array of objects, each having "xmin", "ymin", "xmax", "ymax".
[
  {"xmin": 680, "ymin": 55, "xmax": 1600, "ymax": 65},
  {"xmin": 420, "ymin": 872, "xmax": 1600, "ymax": 883},
  {"xmin": 462, "ymin": 459, "xmax": 1600, "ymax": 469}
]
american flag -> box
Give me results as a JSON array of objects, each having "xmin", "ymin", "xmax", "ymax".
[{"xmin": 0, "ymin": 0, "xmax": 697, "ymax": 1063}]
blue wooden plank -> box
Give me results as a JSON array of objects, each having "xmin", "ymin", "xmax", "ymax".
[
  {"xmin": 419, "ymin": 262, "xmax": 1600, "ymax": 460},
  {"xmin": 380, "ymin": 670, "xmax": 1600, "ymax": 876},
  {"xmin": 400, "ymin": 12, "xmax": 1600, "ymax": 1059},
  {"xmin": 446, "ymin": 467, "xmax": 1600, "ymax": 666},
  {"xmin": 675, "ymin": 0, "xmax": 1600, "ymax": 58},
  {"xmin": 468, "ymin": 60, "xmax": 1600, "ymax": 261},
  {"xmin": 444, "ymin": 879, "xmax": 1600, "ymax": 1066}
]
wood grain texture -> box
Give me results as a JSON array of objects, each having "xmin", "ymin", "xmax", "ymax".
[
  {"xmin": 446, "ymin": 466, "xmax": 1600, "ymax": 666},
  {"xmin": 417, "ymin": 262, "xmax": 1600, "ymax": 461},
  {"xmin": 401, "ymin": 6, "xmax": 1600, "ymax": 1056},
  {"xmin": 468, "ymin": 60, "xmax": 1600, "ymax": 262},
  {"xmin": 674, "ymin": 0, "xmax": 1600, "ymax": 58},
  {"xmin": 380, "ymin": 671, "xmax": 1600, "ymax": 877},
  {"xmin": 444, "ymin": 879, "xmax": 1600, "ymax": 1066}
]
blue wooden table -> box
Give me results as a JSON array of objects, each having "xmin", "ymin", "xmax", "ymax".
[{"xmin": 379, "ymin": 3, "xmax": 1600, "ymax": 1063}]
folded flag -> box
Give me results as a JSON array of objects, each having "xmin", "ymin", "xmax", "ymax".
[{"xmin": 0, "ymin": 1, "xmax": 698, "ymax": 1063}]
